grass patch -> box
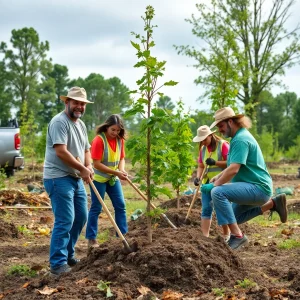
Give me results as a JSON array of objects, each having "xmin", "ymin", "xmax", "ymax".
[
  {"xmin": 7, "ymin": 264, "xmax": 37, "ymax": 277},
  {"xmin": 235, "ymin": 278, "xmax": 257, "ymax": 289},
  {"xmin": 278, "ymin": 239, "xmax": 300, "ymax": 249},
  {"xmin": 17, "ymin": 225, "xmax": 33, "ymax": 236},
  {"xmin": 126, "ymin": 200, "xmax": 147, "ymax": 216},
  {"xmin": 212, "ymin": 288, "xmax": 226, "ymax": 297},
  {"xmin": 249, "ymin": 212, "xmax": 300, "ymax": 227},
  {"xmin": 287, "ymin": 212, "xmax": 300, "ymax": 221},
  {"xmin": 269, "ymin": 165, "xmax": 298, "ymax": 174},
  {"xmin": 97, "ymin": 229, "xmax": 111, "ymax": 244},
  {"xmin": 248, "ymin": 214, "xmax": 280, "ymax": 226}
]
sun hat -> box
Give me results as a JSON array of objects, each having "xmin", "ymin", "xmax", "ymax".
[
  {"xmin": 60, "ymin": 86, "xmax": 93, "ymax": 104},
  {"xmin": 192, "ymin": 125, "xmax": 216, "ymax": 142},
  {"xmin": 210, "ymin": 107, "xmax": 244, "ymax": 128}
]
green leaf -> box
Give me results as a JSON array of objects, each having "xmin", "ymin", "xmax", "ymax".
[
  {"xmin": 143, "ymin": 50, "xmax": 150, "ymax": 58},
  {"xmin": 149, "ymin": 41, "xmax": 155, "ymax": 47},
  {"xmin": 106, "ymin": 287, "xmax": 113, "ymax": 298},
  {"xmin": 146, "ymin": 57, "xmax": 157, "ymax": 67},
  {"xmin": 127, "ymin": 90, "xmax": 138, "ymax": 94},
  {"xmin": 137, "ymin": 98, "xmax": 148, "ymax": 105},
  {"xmin": 134, "ymin": 61, "xmax": 145, "ymax": 68},
  {"xmin": 130, "ymin": 41, "xmax": 140, "ymax": 51},
  {"xmin": 157, "ymin": 92, "xmax": 164, "ymax": 97},
  {"xmin": 164, "ymin": 80, "xmax": 179, "ymax": 86}
]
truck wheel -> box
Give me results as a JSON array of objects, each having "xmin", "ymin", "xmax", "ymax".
[{"xmin": 5, "ymin": 169, "xmax": 15, "ymax": 178}]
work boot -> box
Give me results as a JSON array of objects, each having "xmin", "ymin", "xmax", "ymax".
[
  {"xmin": 88, "ymin": 239, "xmax": 99, "ymax": 249},
  {"xmin": 227, "ymin": 234, "xmax": 249, "ymax": 250},
  {"xmin": 50, "ymin": 264, "xmax": 72, "ymax": 276},
  {"xmin": 67, "ymin": 257, "xmax": 80, "ymax": 266},
  {"xmin": 269, "ymin": 193, "xmax": 287, "ymax": 223}
]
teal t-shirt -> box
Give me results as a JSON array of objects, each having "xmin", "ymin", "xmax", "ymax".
[{"xmin": 228, "ymin": 128, "xmax": 272, "ymax": 196}]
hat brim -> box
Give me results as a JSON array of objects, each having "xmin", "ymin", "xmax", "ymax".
[
  {"xmin": 60, "ymin": 95, "xmax": 94, "ymax": 104},
  {"xmin": 192, "ymin": 130, "xmax": 216, "ymax": 142},
  {"xmin": 210, "ymin": 114, "xmax": 244, "ymax": 129}
]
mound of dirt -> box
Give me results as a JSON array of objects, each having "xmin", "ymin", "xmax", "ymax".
[
  {"xmin": 4, "ymin": 207, "xmax": 260, "ymax": 300},
  {"xmin": 7, "ymin": 223, "xmax": 247, "ymax": 299},
  {"xmin": 0, "ymin": 219, "xmax": 20, "ymax": 240}
]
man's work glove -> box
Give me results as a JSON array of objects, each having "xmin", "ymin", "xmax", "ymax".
[
  {"xmin": 201, "ymin": 183, "xmax": 214, "ymax": 194},
  {"xmin": 205, "ymin": 158, "xmax": 216, "ymax": 166},
  {"xmin": 194, "ymin": 177, "xmax": 200, "ymax": 186}
]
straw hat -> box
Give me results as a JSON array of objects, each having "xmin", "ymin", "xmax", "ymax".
[
  {"xmin": 60, "ymin": 86, "xmax": 93, "ymax": 104},
  {"xmin": 193, "ymin": 125, "xmax": 216, "ymax": 142},
  {"xmin": 210, "ymin": 107, "xmax": 244, "ymax": 128}
]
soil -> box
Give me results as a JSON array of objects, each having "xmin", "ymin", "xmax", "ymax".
[{"xmin": 0, "ymin": 174, "xmax": 300, "ymax": 299}]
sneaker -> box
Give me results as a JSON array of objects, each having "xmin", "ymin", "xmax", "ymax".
[
  {"xmin": 67, "ymin": 257, "xmax": 80, "ymax": 266},
  {"xmin": 227, "ymin": 234, "xmax": 249, "ymax": 250},
  {"xmin": 269, "ymin": 193, "xmax": 287, "ymax": 223},
  {"xmin": 88, "ymin": 239, "xmax": 99, "ymax": 248},
  {"xmin": 50, "ymin": 264, "xmax": 72, "ymax": 276},
  {"xmin": 223, "ymin": 235, "xmax": 231, "ymax": 243}
]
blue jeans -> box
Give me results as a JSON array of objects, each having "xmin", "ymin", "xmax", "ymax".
[
  {"xmin": 85, "ymin": 179, "xmax": 128, "ymax": 239},
  {"xmin": 44, "ymin": 176, "xmax": 88, "ymax": 269},
  {"xmin": 202, "ymin": 182, "xmax": 270, "ymax": 226}
]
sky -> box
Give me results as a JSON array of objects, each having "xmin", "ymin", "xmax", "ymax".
[{"xmin": 1, "ymin": 0, "xmax": 300, "ymax": 112}]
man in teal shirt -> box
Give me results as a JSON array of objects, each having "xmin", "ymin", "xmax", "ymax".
[{"xmin": 201, "ymin": 107, "xmax": 287, "ymax": 250}]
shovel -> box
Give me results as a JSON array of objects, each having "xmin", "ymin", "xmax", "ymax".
[
  {"xmin": 184, "ymin": 153, "xmax": 212, "ymax": 223},
  {"xmin": 126, "ymin": 178, "xmax": 177, "ymax": 229},
  {"xmin": 76, "ymin": 157, "xmax": 137, "ymax": 254}
]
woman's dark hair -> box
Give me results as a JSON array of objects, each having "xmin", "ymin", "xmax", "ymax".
[{"xmin": 95, "ymin": 114, "xmax": 126, "ymax": 139}]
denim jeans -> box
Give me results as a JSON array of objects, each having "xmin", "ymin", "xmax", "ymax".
[
  {"xmin": 201, "ymin": 182, "xmax": 270, "ymax": 226},
  {"xmin": 85, "ymin": 179, "xmax": 128, "ymax": 240},
  {"xmin": 44, "ymin": 176, "xmax": 88, "ymax": 269}
]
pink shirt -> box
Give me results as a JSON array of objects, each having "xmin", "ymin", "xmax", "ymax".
[{"xmin": 198, "ymin": 142, "xmax": 229, "ymax": 163}]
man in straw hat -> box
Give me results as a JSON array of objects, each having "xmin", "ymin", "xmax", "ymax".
[
  {"xmin": 201, "ymin": 107, "xmax": 287, "ymax": 250},
  {"xmin": 43, "ymin": 87, "xmax": 94, "ymax": 275}
]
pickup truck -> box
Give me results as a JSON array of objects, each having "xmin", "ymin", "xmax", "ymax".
[{"xmin": 0, "ymin": 119, "xmax": 24, "ymax": 177}]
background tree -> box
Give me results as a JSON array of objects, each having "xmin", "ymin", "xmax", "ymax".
[
  {"xmin": 0, "ymin": 61, "xmax": 13, "ymax": 124},
  {"xmin": 20, "ymin": 100, "xmax": 38, "ymax": 173},
  {"xmin": 176, "ymin": 0, "xmax": 300, "ymax": 120},
  {"xmin": 0, "ymin": 27, "xmax": 52, "ymax": 119},
  {"xmin": 156, "ymin": 95, "xmax": 175, "ymax": 112},
  {"xmin": 70, "ymin": 73, "xmax": 131, "ymax": 132},
  {"xmin": 49, "ymin": 64, "xmax": 70, "ymax": 114}
]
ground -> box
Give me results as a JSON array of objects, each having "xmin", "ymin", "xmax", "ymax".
[{"xmin": 0, "ymin": 170, "xmax": 300, "ymax": 300}]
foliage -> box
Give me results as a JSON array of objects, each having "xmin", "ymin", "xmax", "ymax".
[
  {"xmin": 144, "ymin": 207, "xmax": 166, "ymax": 223},
  {"xmin": 49, "ymin": 63, "xmax": 70, "ymax": 114},
  {"xmin": 285, "ymin": 136, "xmax": 300, "ymax": 160},
  {"xmin": 7, "ymin": 264, "xmax": 37, "ymax": 277},
  {"xmin": 163, "ymin": 101, "xmax": 195, "ymax": 200},
  {"xmin": 70, "ymin": 73, "xmax": 131, "ymax": 132},
  {"xmin": 20, "ymin": 101, "xmax": 38, "ymax": 170},
  {"xmin": 0, "ymin": 61, "xmax": 13, "ymax": 123},
  {"xmin": 34, "ymin": 126, "xmax": 47, "ymax": 160},
  {"xmin": 0, "ymin": 27, "xmax": 54, "ymax": 122},
  {"xmin": 176, "ymin": 0, "xmax": 300, "ymax": 121},
  {"xmin": 97, "ymin": 281, "xmax": 113, "ymax": 298},
  {"xmin": 126, "ymin": 5, "xmax": 178, "ymax": 242},
  {"xmin": 235, "ymin": 278, "xmax": 257, "ymax": 289},
  {"xmin": 0, "ymin": 166, "xmax": 7, "ymax": 190}
]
